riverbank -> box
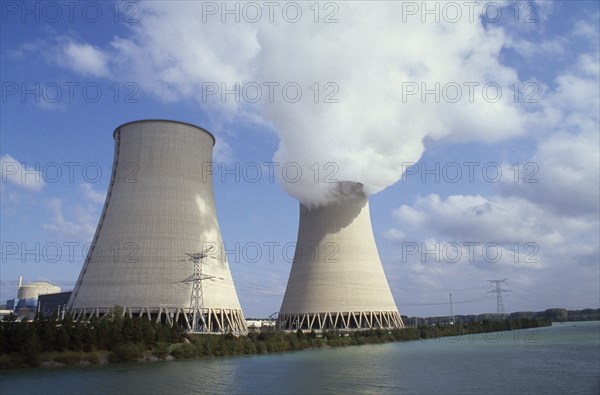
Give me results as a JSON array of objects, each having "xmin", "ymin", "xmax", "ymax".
[
  {"xmin": 2, "ymin": 321, "xmax": 597, "ymax": 395},
  {"xmin": 0, "ymin": 317, "xmax": 551, "ymax": 369}
]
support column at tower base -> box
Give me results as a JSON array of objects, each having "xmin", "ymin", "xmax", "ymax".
[
  {"xmin": 276, "ymin": 310, "xmax": 404, "ymax": 332},
  {"xmin": 69, "ymin": 306, "xmax": 248, "ymax": 335}
]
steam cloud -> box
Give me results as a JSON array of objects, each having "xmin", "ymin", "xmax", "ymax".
[{"xmin": 68, "ymin": 2, "xmax": 531, "ymax": 207}]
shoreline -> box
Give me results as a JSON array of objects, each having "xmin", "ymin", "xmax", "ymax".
[{"xmin": 1, "ymin": 318, "xmax": 554, "ymax": 370}]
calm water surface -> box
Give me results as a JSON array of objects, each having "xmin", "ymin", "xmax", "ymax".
[{"xmin": 1, "ymin": 321, "xmax": 598, "ymax": 395}]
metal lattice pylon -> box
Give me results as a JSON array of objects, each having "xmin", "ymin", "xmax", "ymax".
[
  {"xmin": 181, "ymin": 246, "xmax": 220, "ymax": 333},
  {"xmin": 487, "ymin": 279, "xmax": 511, "ymax": 314}
]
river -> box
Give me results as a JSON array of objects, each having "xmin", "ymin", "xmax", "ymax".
[{"xmin": 1, "ymin": 321, "xmax": 598, "ymax": 394}]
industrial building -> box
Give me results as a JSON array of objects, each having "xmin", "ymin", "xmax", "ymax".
[
  {"xmin": 246, "ymin": 318, "xmax": 276, "ymax": 332},
  {"xmin": 37, "ymin": 291, "xmax": 72, "ymax": 318},
  {"xmin": 3, "ymin": 277, "xmax": 61, "ymax": 320},
  {"xmin": 277, "ymin": 182, "xmax": 404, "ymax": 331},
  {"xmin": 67, "ymin": 120, "xmax": 247, "ymax": 334}
]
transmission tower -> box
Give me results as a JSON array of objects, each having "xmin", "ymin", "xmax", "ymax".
[
  {"xmin": 181, "ymin": 246, "xmax": 220, "ymax": 333},
  {"xmin": 449, "ymin": 293, "xmax": 455, "ymax": 324},
  {"xmin": 487, "ymin": 278, "xmax": 511, "ymax": 314}
]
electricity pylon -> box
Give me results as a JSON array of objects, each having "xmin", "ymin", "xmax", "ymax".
[
  {"xmin": 181, "ymin": 246, "xmax": 221, "ymax": 333},
  {"xmin": 449, "ymin": 293, "xmax": 455, "ymax": 324},
  {"xmin": 487, "ymin": 278, "xmax": 511, "ymax": 314}
]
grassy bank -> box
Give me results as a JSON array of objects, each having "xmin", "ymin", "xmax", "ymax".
[{"xmin": 0, "ymin": 313, "xmax": 550, "ymax": 369}]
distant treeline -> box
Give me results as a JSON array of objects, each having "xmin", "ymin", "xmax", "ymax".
[
  {"xmin": 404, "ymin": 308, "xmax": 600, "ymax": 326},
  {"xmin": 514, "ymin": 308, "xmax": 600, "ymax": 322},
  {"xmin": 0, "ymin": 309, "xmax": 551, "ymax": 369}
]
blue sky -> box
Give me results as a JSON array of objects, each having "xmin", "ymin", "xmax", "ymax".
[{"xmin": 1, "ymin": 1, "xmax": 598, "ymax": 318}]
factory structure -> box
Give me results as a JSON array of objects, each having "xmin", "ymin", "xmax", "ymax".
[
  {"xmin": 66, "ymin": 120, "xmax": 247, "ymax": 334},
  {"xmin": 1, "ymin": 277, "xmax": 62, "ymax": 320},
  {"xmin": 277, "ymin": 182, "xmax": 404, "ymax": 331},
  {"xmin": 8, "ymin": 120, "xmax": 402, "ymax": 333}
]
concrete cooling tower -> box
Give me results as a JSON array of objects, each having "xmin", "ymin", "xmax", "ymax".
[
  {"xmin": 67, "ymin": 120, "xmax": 247, "ymax": 334},
  {"xmin": 277, "ymin": 182, "xmax": 403, "ymax": 331}
]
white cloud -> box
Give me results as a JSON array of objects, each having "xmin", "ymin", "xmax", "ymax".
[
  {"xmin": 385, "ymin": 20, "xmax": 600, "ymax": 313},
  {"xmin": 41, "ymin": 183, "xmax": 106, "ymax": 241},
  {"xmin": 42, "ymin": 198, "xmax": 98, "ymax": 241},
  {"xmin": 8, "ymin": 40, "xmax": 45, "ymax": 59},
  {"xmin": 572, "ymin": 19, "xmax": 600, "ymax": 43},
  {"xmin": 385, "ymin": 193, "xmax": 599, "ymax": 312},
  {"xmin": 0, "ymin": 154, "xmax": 45, "ymax": 191},
  {"xmin": 393, "ymin": 204, "xmax": 426, "ymax": 229},
  {"xmin": 501, "ymin": 48, "xmax": 599, "ymax": 217},
  {"xmin": 213, "ymin": 139, "xmax": 234, "ymax": 163},
  {"xmin": 10, "ymin": 36, "xmax": 109, "ymax": 78},
  {"xmin": 508, "ymin": 36, "xmax": 567, "ymax": 60},
  {"xmin": 80, "ymin": 183, "xmax": 106, "ymax": 205},
  {"xmin": 382, "ymin": 228, "xmax": 406, "ymax": 241},
  {"xmin": 392, "ymin": 193, "xmax": 595, "ymax": 246},
  {"xmin": 505, "ymin": 3, "xmax": 597, "ymax": 61},
  {"xmin": 49, "ymin": 2, "xmax": 537, "ymax": 207},
  {"xmin": 501, "ymin": 130, "xmax": 599, "ymax": 216},
  {"xmin": 59, "ymin": 41, "xmax": 109, "ymax": 77}
]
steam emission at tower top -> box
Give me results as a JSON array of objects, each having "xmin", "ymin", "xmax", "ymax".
[{"xmin": 77, "ymin": 2, "xmax": 532, "ymax": 207}]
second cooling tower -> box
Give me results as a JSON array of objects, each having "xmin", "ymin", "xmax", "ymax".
[
  {"xmin": 67, "ymin": 120, "xmax": 246, "ymax": 334},
  {"xmin": 277, "ymin": 182, "xmax": 403, "ymax": 331}
]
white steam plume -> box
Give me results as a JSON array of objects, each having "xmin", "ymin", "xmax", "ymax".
[{"xmin": 67, "ymin": 1, "xmax": 530, "ymax": 207}]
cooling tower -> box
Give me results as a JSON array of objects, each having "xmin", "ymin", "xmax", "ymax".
[
  {"xmin": 277, "ymin": 182, "xmax": 403, "ymax": 331},
  {"xmin": 67, "ymin": 120, "xmax": 246, "ymax": 334}
]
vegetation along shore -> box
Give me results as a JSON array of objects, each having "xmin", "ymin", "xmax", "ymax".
[{"xmin": 2, "ymin": 308, "xmax": 597, "ymax": 369}]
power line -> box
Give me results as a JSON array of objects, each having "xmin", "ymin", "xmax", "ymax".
[{"xmin": 397, "ymin": 296, "xmax": 493, "ymax": 307}]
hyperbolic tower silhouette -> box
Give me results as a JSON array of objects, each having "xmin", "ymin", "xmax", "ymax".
[
  {"xmin": 67, "ymin": 120, "xmax": 247, "ymax": 334},
  {"xmin": 277, "ymin": 182, "xmax": 403, "ymax": 331}
]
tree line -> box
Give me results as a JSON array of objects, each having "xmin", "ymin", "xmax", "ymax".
[
  {"xmin": 0, "ymin": 309, "xmax": 551, "ymax": 369},
  {"xmin": 0, "ymin": 308, "xmax": 184, "ymax": 368},
  {"xmin": 173, "ymin": 317, "xmax": 550, "ymax": 359},
  {"xmin": 404, "ymin": 308, "xmax": 600, "ymax": 326}
]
